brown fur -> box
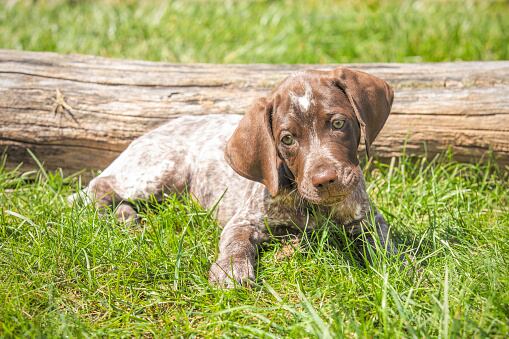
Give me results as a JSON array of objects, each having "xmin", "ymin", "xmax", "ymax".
[{"xmin": 69, "ymin": 67, "xmax": 395, "ymax": 288}]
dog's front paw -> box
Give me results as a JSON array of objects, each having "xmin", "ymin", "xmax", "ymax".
[{"xmin": 208, "ymin": 257, "xmax": 255, "ymax": 288}]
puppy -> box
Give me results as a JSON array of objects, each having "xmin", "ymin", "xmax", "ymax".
[{"xmin": 69, "ymin": 67, "xmax": 394, "ymax": 288}]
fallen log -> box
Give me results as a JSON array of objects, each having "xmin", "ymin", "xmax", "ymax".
[{"xmin": 1, "ymin": 49, "xmax": 508, "ymax": 174}]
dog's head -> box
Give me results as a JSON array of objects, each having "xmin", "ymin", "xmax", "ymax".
[{"xmin": 225, "ymin": 68, "xmax": 393, "ymax": 205}]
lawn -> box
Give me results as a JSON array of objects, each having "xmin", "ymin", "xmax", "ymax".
[
  {"xmin": 1, "ymin": 0, "xmax": 509, "ymax": 337},
  {"xmin": 1, "ymin": 154, "xmax": 508, "ymax": 337},
  {"xmin": 1, "ymin": 0, "xmax": 508, "ymax": 63}
]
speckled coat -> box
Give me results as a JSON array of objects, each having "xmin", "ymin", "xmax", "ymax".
[{"xmin": 69, "ymin": 67, "xmax": 396, "ymax": 288}]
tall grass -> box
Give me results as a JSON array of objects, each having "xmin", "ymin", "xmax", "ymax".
[
  {"xmin": 1, "ymin": 0, "xmax": 508, "ymax": 63},
  {"xmin": 1, "ymin": 154, "xmax": 507, "ymax": 336}
]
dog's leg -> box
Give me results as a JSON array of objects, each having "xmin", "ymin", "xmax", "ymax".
[
  {"xmin": 371, "ymin": 212, "xmax": 397, "ymax": 254},
  {"xmin": 88, "ymin": 176, "xmax": 118, "ymax": 208},
  {"xmin": 88, "ymin": 176, "xmax": 139, "ymax": 223},
  {"xmin": 209, "ymin": 223, "xmax": 268, "ymax": 288},
  {"xmin": 346, "ymin": 210, "xmax": 397, "ymax": 262},
  {"xmin": 114, "ymin": 202, "xmax": 138, "ymax": 224}
]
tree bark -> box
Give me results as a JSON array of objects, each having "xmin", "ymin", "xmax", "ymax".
[{"xmin": 1, "ymin": 49, "xmax": 508, "ymax": 174}]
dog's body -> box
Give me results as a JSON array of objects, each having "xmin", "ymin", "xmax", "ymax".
[
  {"xmin": 70, "ymin": 68, "xmax": 395, "ymax": 287},
  {"xmin": 85, "ymin": 115, "xmax": 246, "ymax": 225}
]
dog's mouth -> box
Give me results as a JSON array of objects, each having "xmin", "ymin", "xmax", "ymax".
[
  {"xmin": 301, "ymin": 191, "xmax": 349, "ymax": 206},
  {"xmin": 297, "ymin": 184, "xmax": 354, "ymax": 205},
  {"xmin": 297, "ymin": 170, "xmax": 360, "ymax": 206}
]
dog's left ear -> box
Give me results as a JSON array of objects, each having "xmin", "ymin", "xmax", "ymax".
[{"xmin": 332, "ymin": 68, "xmax": 394, "ymax": 157}]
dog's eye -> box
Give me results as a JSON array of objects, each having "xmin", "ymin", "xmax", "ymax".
[
  {"xmin": 332, "ymin": 119, "xmax": 345, "ymax": 130},
  {"xmin": 281, "ymin": 135, "xmax": 295, "ymax": 146}
]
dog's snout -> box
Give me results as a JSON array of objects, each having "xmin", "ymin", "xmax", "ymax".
[{"xmin": 311, "ymin": 168, "xmax": 337, "ymax": 188}]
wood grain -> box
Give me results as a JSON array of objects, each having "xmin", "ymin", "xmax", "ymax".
[{"xmin": 1, "ymin": 49, "xmax": 508, "ymax": 174}]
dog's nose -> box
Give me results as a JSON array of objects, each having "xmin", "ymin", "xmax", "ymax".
[{"xmin": 311, "ymin": 169, "xmax": 337, "ymax": 188}]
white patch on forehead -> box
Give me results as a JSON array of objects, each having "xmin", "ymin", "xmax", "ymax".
[{"xmin": 289, "ymin": 82, "xmax": 314, "ymax": 113}]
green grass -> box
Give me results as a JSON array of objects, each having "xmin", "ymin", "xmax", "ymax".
[
  {"xmin": 1, "ymin": 0, "xmax": 508, "ymax": 336},
  {"xmin": 0, "ymin": 153, "xmax": 508, "ymax": 337},
  {"xmin": 1, "ymin": 0, "xmax": 508, "ymax": 63}
]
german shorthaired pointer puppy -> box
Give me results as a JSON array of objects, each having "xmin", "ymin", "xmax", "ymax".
[{"xmin": 69, "ymin": 67, "xmax": 395, "ymax": 288}]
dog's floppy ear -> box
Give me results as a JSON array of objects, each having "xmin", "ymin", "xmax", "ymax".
[
  {"xmin": 332, "ymin": 68, "xmax": 394, "ymax": 157},
  {"xmin": 225, "ymin": 97, "xmax": 283, "ymax": 196}
]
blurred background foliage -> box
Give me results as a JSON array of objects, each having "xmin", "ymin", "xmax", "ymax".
[{"xmin": 0, "ymin": 0, "xmax": 507, "ymax": 63}]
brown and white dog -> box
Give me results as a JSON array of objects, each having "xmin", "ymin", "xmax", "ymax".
[{"xmin": 68, "ymin": 67, "xmax": 395, "ymax": 288}]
